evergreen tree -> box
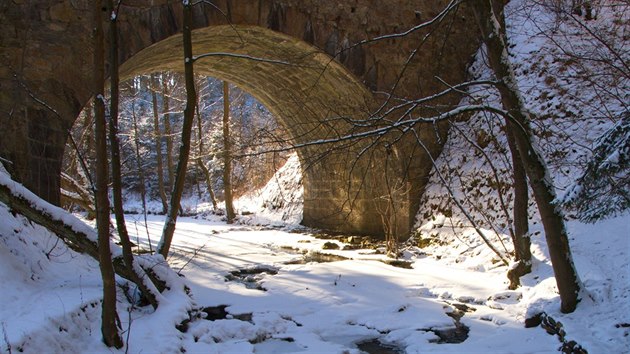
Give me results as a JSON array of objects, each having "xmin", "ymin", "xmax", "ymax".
[{"xmin": 563, "ymin": 112, "xmax": 630, "ymax": 222}]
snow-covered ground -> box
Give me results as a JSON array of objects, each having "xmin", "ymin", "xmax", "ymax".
[
  {"xmin": 1, "ymin": 202, "xmax": 628, "ymax": 353},
  {"xmin": 0, "ymin": 150, "xmax": 628, "ymax": 353},
  {"xmin": 4, "ymin": 146, "xmax": 627, "ymax": 354}
]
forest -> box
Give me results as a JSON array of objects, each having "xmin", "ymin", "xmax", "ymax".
[{"xmin": 0, "ymin": 0, "xmax": 628, "ymax": 353}]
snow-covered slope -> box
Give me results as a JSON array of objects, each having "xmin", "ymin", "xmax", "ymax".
[
  {"xmin": 412, "ymin": 1, "xmax": 629, "ymax": 351},
  {"xmin": 235, "ymin": 152, "xmax": 304, "ymax": 226}
]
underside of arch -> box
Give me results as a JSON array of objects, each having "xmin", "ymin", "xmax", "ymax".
[
  {"xmin": 120, "ymin": 25, "xmax": 401, "ymax": 236},
  {"xmin": 120, "ymin": 25, "xmax": 373, "ymax": 145}
]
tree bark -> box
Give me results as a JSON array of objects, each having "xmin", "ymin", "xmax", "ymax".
[
  {"xmin": 473, "ymin": 0, "xmax": 581, "ymax": 313},
  {"xmin": 151, "ymin": 74, "xmax": 169, "ymax": 214},
  {"xmin": 157, "ymin": 2, "xmax": 197, "ymax": 258},
  {"xmin": 92, "ymin": 0, "xmax": 123, "ymax": 347},
  {"xmin": 480, "ymin": 0, "xmax": 532, "ymax": 290},
  {"xmin": 488, "ymin": 0, "xmax": 532, "ymax": 273},
  {"xmin": 223, "ymin": 81, "xmax": 236, "ymax": 223}
]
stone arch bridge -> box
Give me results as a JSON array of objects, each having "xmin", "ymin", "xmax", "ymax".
[{"xmin": 0, "ymin": 0, "xmax": 478, "ymax": 236}]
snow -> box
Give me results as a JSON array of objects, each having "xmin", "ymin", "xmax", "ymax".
[
  {"xmin": 0, "ymin": 148, "xmax": 628, "ymax": 353},
  {"xmin": 2, "ymin": 200, "xmax": 627, "ymax": 353},
  {"xmin": 1, "ymin": 148, "xmax": 628, "ymax": 353},
  {"xmin": 235, "ymin": 153, "xmax": 303, "ymax": 226},
  {"xmin": 0, "ymin": 200, "xmax": 103, "ymax": 353},
  {"xmin": 1, "ymin": 1, "xmax": 629, "ymax": 353}
]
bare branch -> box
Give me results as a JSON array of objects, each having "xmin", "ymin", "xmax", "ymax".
[{"xmin": 193, "ymin": 52, "xmax": 302, "ymax": 66}]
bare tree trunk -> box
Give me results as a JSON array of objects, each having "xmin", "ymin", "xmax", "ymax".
[
  {"xmin": 107, "ymin": 0, "xmax": 135, "ymax": 297},
  {"xmin": 162, "ymin": 74, "xmax": 175, "ymax": 193},
  {"xmin": 223, "ymin": 81, "xmax": 236, "ymax": 223},
  {"xmin": 195, "ymin": 102, "xmax": 218, "ymax": 210},
  {"xmin": 151, "ymin": 74, "xmax": 169, "ymax": 214},
  {"xmin": 92, "ymin": 0, "xmax": 123, "ymax": 347},
  {"xmin": 473, "ymin": 0, "xmax": 581, "ymax": 313},
  {"xmin": 157, "ymin": 2, "xmax": 197, "ymax": 258},
  {"xmin": 506, "ymin": 127, "xmax": 532, "ymax": 289},
  {"xmin": 477, "ymin": 0, "xmax": 532, "ymax": 290},
  {"xmin": 104, "ymin": 9, "xmax": 159, "ymax": 309}
]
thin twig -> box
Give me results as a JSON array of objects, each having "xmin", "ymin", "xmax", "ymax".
[{"xmin": 177, "ymin": 243, "xmax": 207, "ymax": 274}]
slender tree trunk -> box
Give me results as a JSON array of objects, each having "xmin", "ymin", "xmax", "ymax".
[
  {"xmin": 479, "ymin": 4, "xmax": 533, "ymax": 282},
  {"xmin": 473, "ymin": 0, "xmax": 581, "ymax": 313},
  {"xmin": 92, "ymin": 0, "xmax": 123, "ymax": 347},
  {"xmin": 195, "ymin": 102, "xmax": 218, "ymax": 210},
  {"xmin": 506, "ymin": 126, "xmax": 532, "ymax": 289},
  {"xmin": 151, "ymin": 74, "xmax": 169, "ymax": 214},
  {"xmin": 157, "ymin": 2, "xmax": 197, "ymax": 258},
  {"xmin": 107, "ymin": 0, "xmax": 131, "ymax": 286},
  {"xmin": 222, "ymin": 81, "xmax": 236, "ymax": 223},
  {"xmin": 162, "ymin": 75, "xmax": 175, "ymax": 193},
  {"xmin": 107, "ymin": 12, "xmax": 159, "ymax": 308}
]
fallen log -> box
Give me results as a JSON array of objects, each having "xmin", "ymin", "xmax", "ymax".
[{"xmin": 0, "ymin": 171, "xmax": 165, "ymax": 307}]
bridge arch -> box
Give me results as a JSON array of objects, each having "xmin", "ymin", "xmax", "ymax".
[
  {"xmin": 117, "ymin": 24, "xmax": 381, "ymax": 234},
  {"xmin": 0, "ymin": 0, "xmax": 479, "ymax": 236}
]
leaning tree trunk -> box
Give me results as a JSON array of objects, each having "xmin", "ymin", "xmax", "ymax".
[
  {"xmin": 473, "ymin": 0, "xmax": 581, "ymax": 313},
  {"xmin": 485, "ymin": 0, "xmax": 532, "ymax": 289},
  {"xmin": 157, "ymin": 2, "xmax": 197, "ymax": 259},
  {"xmin": 222, "ymin": 81, "xmax": 236, "ymax": 223},
  {"xmin": 92, "ymin": 0, "xmax": 123, "ymax": 347},
  {"xmin": 0, "ymin": 175, "xmax": 164, "ymax": 304}
]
